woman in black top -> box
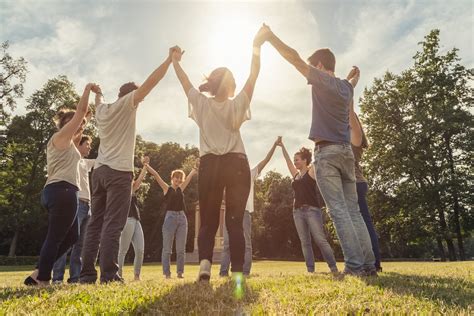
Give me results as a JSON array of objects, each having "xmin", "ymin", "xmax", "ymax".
[
  {"xmin": 277, "ymin": 139, "xmax": 338, "ymax": 274},
  {"xmin": 145, "ymin": 161, "xmax": 197, "ymax": 278},
  {"xmin": 118, "ymin": 156, "xmax": 148, "ymax": 281}
]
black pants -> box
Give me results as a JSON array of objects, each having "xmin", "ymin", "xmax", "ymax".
[
  {"xmin": 198, "ymin": 153, "xmax": 250, "ymax": 272},
  {"xmin": 37, "ymin": 181, "xmax": 79, "ymax": 281},
  {"xmin": 80, "ymin": 165, "xmax": 133, "ymax": 283}
]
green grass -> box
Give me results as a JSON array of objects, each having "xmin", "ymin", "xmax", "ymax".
[{"xmin": 1, "ymin": 261, "xmax": 473, "ymax": 315}]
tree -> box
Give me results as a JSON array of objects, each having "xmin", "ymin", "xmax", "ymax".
[
  {"xmin": 1, "ymin": 76, "xmax": 81, "ymax": 256},
  {"xmin": 0, "ymin": 41, "xmax": 28, "ymax": 127},
  {"xmin": 360, "ymin": 29, "xmax": 473, "ymax": 260}
]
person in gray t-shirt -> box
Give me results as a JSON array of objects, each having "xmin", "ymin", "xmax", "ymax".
[{"xmin": 260, "ymin": 24, "xmax": 376, "ymax": 276}]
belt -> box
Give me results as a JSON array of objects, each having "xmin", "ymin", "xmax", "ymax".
[
  {"xmin": 315, "ymin": 141, "xmax": 341, "ymax": 150},
  {"xmin": 79, "ymin": 198, "xmax": 90, "ymax": 203}
]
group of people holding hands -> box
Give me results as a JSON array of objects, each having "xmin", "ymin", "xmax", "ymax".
[{"xmin": 25, "ymin": 23, "xmax": 381, "ymax": 286}]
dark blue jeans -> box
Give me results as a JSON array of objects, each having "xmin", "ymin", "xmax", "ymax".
[
  {"xmin": 37, "ymin": 181, "xmax": 79, "ymax": 281},
  {"xmin": 52, "ymin": 200, "xmax": 90, "ymax": 282},
  {"xmin": 356, "ymin": 182, "xmax": 381, "ymax": 269}
]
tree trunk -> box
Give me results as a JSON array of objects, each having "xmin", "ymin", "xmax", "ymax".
[
  {"xmin": 437, "ymin": 208, "xmax": 457, "ymax": 261},
  {"xmin": 8, "ymin": 229, "xmax": 19, "ymax": 257},
  {"xmin": 436, "ymin": 238, "xmax": 446, "ymax": 261},
  {"xmin": 444, "ymin": 134, "xmax": 466, "ymax": 260}
]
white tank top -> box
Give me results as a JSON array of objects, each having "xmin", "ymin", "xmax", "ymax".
[{"xmin": 44, "ymin": 134, "xmax": 81, "ymax": 189}]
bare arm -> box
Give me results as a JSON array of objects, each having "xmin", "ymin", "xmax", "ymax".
[
  {"xmin": 256, "ymin": 138, "xmax": 279, "ymax": 174},
  {"xmin": 242, "ymin": 26, "xmax": 266, "ymax": 100},
  {"xmin": 144, "ymin": 163, "xmax": 169, "ymax": 194},
  {"xmin": 180, "ymin": 168, "xmax": 197, "ymax": 191},
  {"xmin": 280, "ymin": 142, "xmax": 298, "ymax": 177},
  {"xmin": 134, "ymin": 53, "xmax": 173, "ymax": 106},
  {"xmin": 346, "ymin": 66, "xmax": 360, "ymax": 88},
  {"xmin": 350, "ymin": 101, "xmax": 363, "ymax": 147},
  {"xmin": 172, "ymin": 48, "xmax": 194, "ymax": 97},
  {"xmin": 266, "ymin": 27, "xmax": 309, "ymax": 78},
  {"xmin": 132, "ymin": 166, "xmax": 147, "ymax": 193},
  {"xmin": 53, "ymin": 83, "xmax": 94, "ymax": 150}
]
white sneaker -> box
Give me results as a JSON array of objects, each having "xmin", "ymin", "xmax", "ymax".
[{"xmin": 198, "ymin": 259, "xmax": 211, "ymax": 282}]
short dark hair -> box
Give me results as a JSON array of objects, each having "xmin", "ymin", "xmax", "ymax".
[
  {"xmin": 118, "ymin": 82, "xmax": 139, "ymax": 98},
  {"xmin": 295, "ymin": 147, "xmax": 312, "ymax": 166},
  {"xmin": 308, "ymin": 48, "xmax": 336, "ymax": 72},
  {"xmin": 79, "ymin": 135, "xmax": 92, "ymax": 145}
]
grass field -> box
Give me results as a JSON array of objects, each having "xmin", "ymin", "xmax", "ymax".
[{"xmin": 0, "ymin": 261, "xmax": 473, "ymax": 315}]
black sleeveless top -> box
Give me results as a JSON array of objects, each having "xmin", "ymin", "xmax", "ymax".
[
  {"xmin": 128, "ymin": 195, "xmax": 141, "ymax": 221},
  {"xmin": 164, "ymin": 186, "xmax": 186, "ymax": 212},
  {"xmin": 291, "ymin": 171, "xmax": 325, "ymax": 209}
]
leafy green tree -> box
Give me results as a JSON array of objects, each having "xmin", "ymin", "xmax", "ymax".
[
  {"xmin": 360, "ymin": 29, "xmax": 473, "ymax": 260},
  {"xmin": 1, "ymin": 76, "xmax": 83, "ymax": 256}
]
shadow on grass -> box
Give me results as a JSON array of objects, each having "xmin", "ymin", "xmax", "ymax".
[
  {"xmin": 365, "ymin": 272, "xmax": 474, "ymax": 309},
  {"xmin": 0, "ymin": 285, "xmax": 64, "ymax": 302},
  {"xmin": 134, "ymin": 279, "xmax": 259, "ymax": 315}
]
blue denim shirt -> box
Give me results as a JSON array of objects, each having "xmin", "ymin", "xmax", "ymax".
[{"xmin": 307, "ymin": 66, "xmax": 353, "ymax": 143}]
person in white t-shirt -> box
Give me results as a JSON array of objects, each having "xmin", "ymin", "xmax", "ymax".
[
  {"xmin": 171, "ymin": 25, "xmax": 270, "ymax": 282},
  {"xmin": 80, "ymin": 48, "xmax": 176, "ymax": 284},
  {"xmin": 219, "ymin": 138, "xmax": 280, "ymax": 277}
]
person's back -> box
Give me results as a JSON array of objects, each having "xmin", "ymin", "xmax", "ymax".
[{"xmin": 95, "ymin": 91, "xmax": 137, "ymax": 171}]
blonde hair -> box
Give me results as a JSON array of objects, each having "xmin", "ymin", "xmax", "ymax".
[{"xmin": 171, "ymin": 169, "xmax": 186, "ymax": 180}]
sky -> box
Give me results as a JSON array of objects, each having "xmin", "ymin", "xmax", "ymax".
[{"xmin": 1, "ymin": 0, "xmax": 473, "ymax": 176}]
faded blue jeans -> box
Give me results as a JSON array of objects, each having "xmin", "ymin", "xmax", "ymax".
[
  {"xmin": 162, "ymin": 211, "xmax": 188, "ymax": 276},
  {"xmin": 118, "ymin": 217, "xmax": 144, "ymax": 278},
  {"xmin": 314, "ymin": 144, "xmax": 375, "ymax": 272},
  {"xmin": 52, "ymin": 199, "xmax": 90, "ymax": 283},
  {"xmin": 220, "ymin": 210, "xmax": 252, "ymax": 276},
  {"xmin": 293, "ymin": 205, "xmax": 338, "ymax": 272}
]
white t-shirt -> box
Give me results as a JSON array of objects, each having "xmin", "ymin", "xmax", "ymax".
[
  {"xmin": 95, "ymin": 91, "xmax": 137, "ymax": 172},
  {"xmin": 245, "ymin": 166, "xmax": 260, "ymax": 213},
  {"xmin": 188, "ymin": 88, "xmax": 250, "ymax": 156},
  {"xmin": 78, "ymin": 159, "xmax": 95, "ymax": 201}
]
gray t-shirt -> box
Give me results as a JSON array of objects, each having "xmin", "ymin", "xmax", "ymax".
[{"xmin": 307, "ymin": 66, "xmax": 353, "ymax": 143}]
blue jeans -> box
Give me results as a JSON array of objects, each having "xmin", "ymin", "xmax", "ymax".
[
  {"xmin": 314, "ymin": 144, "xmax": 375, "ymax": 272},
  {"xmin": 52, "ymin": 200, "xmax": 90, "ymax": 282},
  {"xmin": 357, "ymin": 182, "xmax": 382, "ymax": 269},
  {"xmin": 293, "ymin": 206, "xmax": 338, "ymax": 272},
  {"xmin": 220, "ymin": 210, "xmax": 252, "ymax": 276},
  {"xmin": 162, "ymin": 211, "xmax": 188, "ymax": 276},
  {"xmin": 37, "ymin": 181, "xmax": 79, "ymax": 281},
  {"xmin": 118, "ymin": 217, "xmax": 144, "ymax": 277}
]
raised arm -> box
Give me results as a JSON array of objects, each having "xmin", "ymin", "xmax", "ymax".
[
  {"xmin": 350, "ymin": 100, "xmax": 363, "ymax": 147},
  {"xmin": 133, "ymin": 48, "xmax": 174, "ymax": 106},
  {"xmin": 172, "ymin": 47, "xmax": 194, "ymax": 97},
  {"xmin": 53, "ymin": 83, "xmax": 94, "ymax": 150},
  {"xmin": 241, "ymin": 26, "xmax": 265, "ymax": 100},
  {"xmin": 278, "ymin": 139, "xmax": 298, "ymax": 177},
  {"xmin": 180, "ymin": 168, "xmax": 197, "ymax": 191},
  {"xmin": 256, "ymin": 137, "xmax": 279, "ymax": 174},
  {"xmin": 346, "ymin": 66, "xmax": 360, "ymax": 88},
  {"xmin": 144, "ymin": 163, "xmax": 169, "ymax": 194},
  {"xmin": 132, "ymin": 166, "xmax": 147, "ymax": 193},
  {"xmin": 93, "ymin": 84, "xmax": 103, "ymax": 107},
  {"xmin": 265, "ymin": 25, "xmax": 309, "ymax": 78}
]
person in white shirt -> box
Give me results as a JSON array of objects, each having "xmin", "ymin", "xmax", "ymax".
[
  {"xmin": 171, "ymin": 25, "xmax": 270, "ymax": 281},
  {"xmin": 52, "ymin": 135, "xmax": 94, "ymax": 283},
  {"xmin": 219, "ymin": 138, "xmax": 279, "ymax": 277},
  {"xmin": 24, "ymin": 83, "xmax": 96, "ymax": 286},
  {"xmin": 80, "ymin": 48, "xmax": 176, "ymax": 284}
]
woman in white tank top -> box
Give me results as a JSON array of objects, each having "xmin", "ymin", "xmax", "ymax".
[{"xmin": 24, "ymin": 83, "xmax": 99, "ymax": 286}]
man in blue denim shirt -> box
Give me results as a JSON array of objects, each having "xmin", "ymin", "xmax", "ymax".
[{"xmin": 261, "ymin": 24, "xmax": 376, "ymax": 275}]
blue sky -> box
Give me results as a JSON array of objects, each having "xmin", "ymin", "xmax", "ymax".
[{"xmin": 1, "ymin": 0, "xmax": 473, "ymax": 175}]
